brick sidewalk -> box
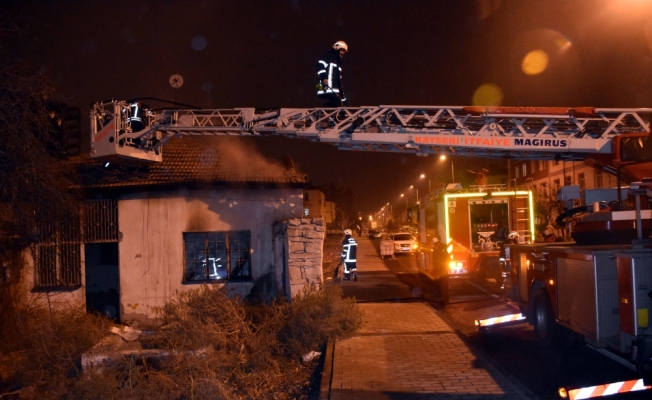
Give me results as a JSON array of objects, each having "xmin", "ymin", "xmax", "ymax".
[{"xmin": 320, "ymin": 238, "xmax": 536, "ymax": 399}]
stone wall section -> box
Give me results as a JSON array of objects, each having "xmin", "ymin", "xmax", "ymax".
[{"xmin": 275, "ymin": 218, "xmax": 325, "ymax": 297}]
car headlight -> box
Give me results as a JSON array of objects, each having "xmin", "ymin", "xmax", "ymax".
[{"xmin": 412, "ymin": 243, "xmax": 419, "ymax": 250}]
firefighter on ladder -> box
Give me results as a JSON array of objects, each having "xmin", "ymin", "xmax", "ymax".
[
  {"xmin": 341, "ymin": 229, "xmax": 358, "ymax": 281},
  {"xmin": 316, "ymin": 41, "xmax": 348, "ymax": 107}
]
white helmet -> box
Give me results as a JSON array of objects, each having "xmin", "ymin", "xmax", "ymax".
[
  {"xmin": 333, "ymin": 41, "xmax": 348, "ymax": 52},
  {"xmin": 344, "ymin": 229, "xmax": 352, "ymax": 236},
  {"xmin": 507, "ymin": 231, "xmax": 519, "ymax": 240}
]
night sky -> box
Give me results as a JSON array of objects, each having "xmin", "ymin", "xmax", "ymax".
[{"xmin": 5, "ymin": 0, "xmax": 652, "ymax": 217}]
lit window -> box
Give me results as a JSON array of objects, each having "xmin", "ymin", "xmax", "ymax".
[
  {"xmin": 183, "ymin": 231, "xmax": 251, "ymax": 282},
  {"xmin": 515, "ymin": 166, "xmax": 520, "ymax": 179},
  {"xmin": 304, "ymin": 208, "xmax": 310, "ymax": 216}
]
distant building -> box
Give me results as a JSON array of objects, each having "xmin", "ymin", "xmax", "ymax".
[
  {"xmin": 303, "ymin": 188, "xmax": 325, "ymax": 218},
  {"xmin": 324, "ymin": 200, "xmax": 336, "ymax": 224},
  {"xmin": 509, "ymin": 159, "xmax": 619, "ymax": 233},
  {"xmin": 511, "ymin": 160, "xmax": 615, "ymax": 199}
]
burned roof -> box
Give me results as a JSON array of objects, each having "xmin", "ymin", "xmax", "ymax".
[{"xmin": 72, "ymin": 136, "xmax": 308, "ymax": 189}]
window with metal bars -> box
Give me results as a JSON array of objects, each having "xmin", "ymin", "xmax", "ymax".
[
  {"xmin": 34, "ymin": 200, "xmax": 118, "ymax": 289},
  {"xmin": 35, "ymin": 207, "xmax": 82, "ymax": 288},
  {"xmin": 183, "ymin": 231, "xmax": 251, "ymax": 282}
]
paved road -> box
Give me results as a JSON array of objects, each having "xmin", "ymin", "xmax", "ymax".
[
  {"xmin": 351, "ymin": 237, "xmax": 652, "ymax": 400},
  {"xmin": 321, "ymin": 237, "xmax": 536, "ymax": 399}
]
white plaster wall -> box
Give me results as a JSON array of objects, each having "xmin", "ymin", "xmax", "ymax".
[
  {"xmin": 19, "ymin": 246, "xmax": 86, "ymax": 309},
  {"xmin": 117, "ymin": 187, "xmax": 303, "ymax": 327}
]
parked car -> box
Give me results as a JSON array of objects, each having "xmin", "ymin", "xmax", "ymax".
[
  {"xmin": 368, "ymin": 229, "xmax": 382, "ymax": 239},
  {"xmin": 388, "ymin": 232, "xmax": 418, "ymax": 254}
]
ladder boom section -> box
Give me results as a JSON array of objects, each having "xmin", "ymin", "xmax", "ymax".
[{"xmin": 90, "ymin": 100, "xmax": 652, "ymax": 163}]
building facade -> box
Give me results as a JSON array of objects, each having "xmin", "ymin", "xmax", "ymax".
[{"xmin": 17, "ymin": 137, "xmax": 324, "ymax": 328}]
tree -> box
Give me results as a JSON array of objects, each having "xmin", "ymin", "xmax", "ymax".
[
  {"xmin": 533, "ymin": 186, "xmax": 564, "ymax": 229},
  {"xmin": 0, "ymin": 20, "xmax": 80, "ymax": 248}
]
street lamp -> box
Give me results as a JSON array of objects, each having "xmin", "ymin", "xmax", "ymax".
[
  {"xmin": 420, "ymin": 173, "xmax": 431, "ymax": 192},
  {"xmin": 409, "ymin": 185, "xmax": 418, "ymax": 205},
  {"xmin": 440, "ymin": 154, "xmax": 455, "ymax": 182},
  {"xmin": 400, "ymin": 193, "xmax": 408, "ymax": 208}
]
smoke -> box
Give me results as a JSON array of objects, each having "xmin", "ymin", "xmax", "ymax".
[{"xmin": 205, "ymin": 137, "xmax": 289, "ymax": 178}]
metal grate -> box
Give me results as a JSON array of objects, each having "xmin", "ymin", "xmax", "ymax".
[
  {"xmin": 83, "ymin": 200, "xmax": 118, "ymax": 242},
  {"xmin": 35, "ymin": 200, "xmax": 118, "ymax": 289},
  {"xmin": 35, "ymin": 206, "xmax": 81, "ymax": 288}
]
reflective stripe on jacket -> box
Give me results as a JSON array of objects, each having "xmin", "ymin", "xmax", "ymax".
[
  {"xmin": 342, "ymin": 236, "xmax": 357, "ymax": 262},
  {"xmin": 316, "ymin": 49, "xmax": 343, "ymax": 95}
]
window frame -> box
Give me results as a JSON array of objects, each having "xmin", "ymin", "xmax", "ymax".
[{"xmin": 183, "ymin": 230, "xmax": 252, "ymax": 283}]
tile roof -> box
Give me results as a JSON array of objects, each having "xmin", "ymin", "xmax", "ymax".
[{"xmin": 72, "ymin": 136, "xmax": 308, "ymax": 189}]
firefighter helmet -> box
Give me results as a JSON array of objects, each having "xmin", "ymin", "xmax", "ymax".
[
  {"xmin": 333, "ymin": 41, "xmax": 348, "ymax": 52},
  {"xmin": 344, "ymin": 229, "xmax": 352, "ymax": 236}
]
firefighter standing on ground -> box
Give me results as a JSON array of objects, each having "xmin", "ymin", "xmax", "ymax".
[
  {"xmin": 341, "ymin": 229, "xmax": 357, "ymax": 280},
  {"xmin": 316, "ymin": 41, "xmax": 348, "ymax": 107}
]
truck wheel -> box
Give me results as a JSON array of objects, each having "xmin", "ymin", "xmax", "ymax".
[{"xmin": 532, "ymin": 290, "xmax": 556, "ymax": 346}]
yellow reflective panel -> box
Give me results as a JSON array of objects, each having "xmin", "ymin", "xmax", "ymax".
[
  {"xmin": 522, "ymin": 50, "xmax": 549, "ymax": 75},
  {"xmin": 472, "ymin": 83, "xmax": 503, "ymax": 107}
]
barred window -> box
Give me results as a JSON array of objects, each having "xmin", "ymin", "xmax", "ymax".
[
  {"xmin": 183, "ymin": 231, "xmax": 251, "ymax": 282},
  {"xmin": 35, "ymin": 208, "xmax": 82, "ymax": 289},
  {"xmin": 34, "ymin": 200, "xmax": 117, "ymax": 290},
  {"xmin": 35, "ymin": 242, "xmax": 82, "ymax": 288}
]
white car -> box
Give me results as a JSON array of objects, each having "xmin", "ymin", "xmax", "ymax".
[{"xmin": 388, "ymin": 232, "xmax": 418, "ymax": 254}]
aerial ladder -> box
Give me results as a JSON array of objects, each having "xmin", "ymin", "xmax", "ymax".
[{"xmin": 90, "ymin": 100, "xmax": 651, "ymax": 167}]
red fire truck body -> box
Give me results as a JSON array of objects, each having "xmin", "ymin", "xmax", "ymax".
[{"xmin": 504, "ymin": 182, "xmax": 652, "ymax": 376}]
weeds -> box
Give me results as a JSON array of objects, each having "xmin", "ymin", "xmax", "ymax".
[{"xmin": 0, "ymin": 283, "xmax": 362, "ymax": 399}]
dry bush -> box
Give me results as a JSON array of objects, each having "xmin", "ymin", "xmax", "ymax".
[
  {"xmin": 278, "ymin": 284, "xmax": 362, "ymax": 359},
  {"xmin": 0, "ymin": 303, "xmax": 111, "ymax": 397},
  {"xmin": 0, "ymin": 284, "xmax": 361, "ymax": 399},
  {"xmin": 121, "ymin": 283, "xmax": 363, "ymax": 399}
]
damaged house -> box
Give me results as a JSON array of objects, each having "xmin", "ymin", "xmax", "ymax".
[{"xmin": 16, "ymin": 136, "xmax": 325, "ymax": 328}]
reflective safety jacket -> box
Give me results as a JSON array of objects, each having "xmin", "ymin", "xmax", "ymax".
[
  {"xmin": 341, "ymin": 236, "xmax": 357, "ymax": 263},
  {"xmin": 316, "ymin": 49, "xmax": 344, "ymax": 97}
]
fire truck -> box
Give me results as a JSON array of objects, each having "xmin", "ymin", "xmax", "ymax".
[
  {"xmin": 90, "ymin": 101, "xmax": 652, "ymax": 388},
  {"xmin": 503, "ymin": 181, "xmax": 652, "ymax": 379},
  {"xmin": 416, "ymin": 182, "xmax": 534, "ymax": 283}
]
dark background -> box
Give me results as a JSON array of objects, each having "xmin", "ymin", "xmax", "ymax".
[{"xmin": 5, "ymin": 0, "xmax": 652, "ymax": 216}]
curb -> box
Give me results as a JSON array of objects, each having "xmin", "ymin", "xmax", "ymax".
[{"xmin": 318, "ymin": 341, "xmax": 335, "ymax": 399}]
